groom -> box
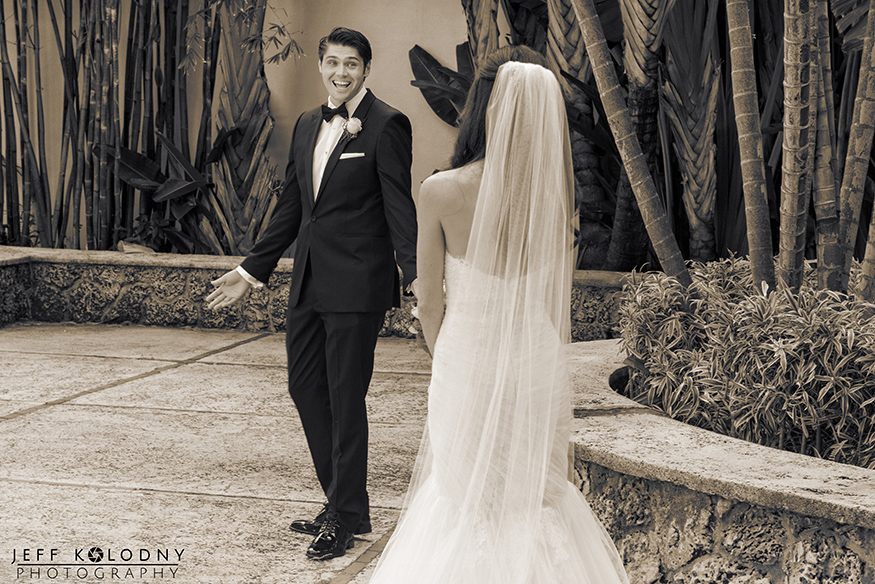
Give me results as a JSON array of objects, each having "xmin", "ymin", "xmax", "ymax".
[{"xmin": 207, "ymin": 27, "xmax": 417, "ymax": 560}]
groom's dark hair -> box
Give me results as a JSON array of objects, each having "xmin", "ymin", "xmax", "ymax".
[{"xmin": 318, "ymin": 27, "xmax": 372, "ymax": 67}]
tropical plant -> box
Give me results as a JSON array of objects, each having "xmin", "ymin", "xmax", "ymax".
[
  {"xmin": 618, "ymin": 256, "xmax": 875, "ymax": 469},
  {"xmin": 408, "ymin": 43, "xmax": 475, "ymax": 128},
  {"xmin": 661, "ymin": 0, "xmax": 719, "ymax": 263},
  {"xmin": 462, "ymin": 0, "xmax": 501, "ymax": 65},
  {"xmin": 0, "ymin": 0, "xmax": 295, "ymax": 255}
]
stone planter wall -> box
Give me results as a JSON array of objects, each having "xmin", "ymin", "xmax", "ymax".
[
  {"xmin": 0, "ymin": 246, "xmax": 624, "ymax": 340},
  {"xmin": 569, "ymin": 343, "xmax": 875, "ymax": 584}
]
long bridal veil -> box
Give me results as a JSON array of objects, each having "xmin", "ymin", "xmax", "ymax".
[{"xmin": 370, "ymin": 62, "xmax": 628, "ymax": 584}]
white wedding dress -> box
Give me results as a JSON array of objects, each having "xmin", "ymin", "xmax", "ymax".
[{"xmin": 369, "ymin": 62, "xmax": 629, "ymax": 584}]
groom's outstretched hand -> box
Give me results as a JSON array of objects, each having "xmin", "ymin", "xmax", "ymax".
[{"xmin": 206, "ymin": 270, "xmax": 251, "ymax": 310}]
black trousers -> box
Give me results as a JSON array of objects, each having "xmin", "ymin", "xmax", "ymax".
[{"xmin": 285, "ymin": 261, "xmax": 384, "ymax": 532}]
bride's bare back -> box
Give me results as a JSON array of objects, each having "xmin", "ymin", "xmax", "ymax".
[
  {"xmin": 414, "ymin": 159, "xmax": 484, "ymax": 353},
  {"xmin": 419, "ymin": 160, "xmax": 484, "ymax": 258}
]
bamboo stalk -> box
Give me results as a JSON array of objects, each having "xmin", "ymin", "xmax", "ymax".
[
  {"xmin": 0, "ymin": 0, "xmax": 50, "ymax": 247},
  {"xmin": 160, "ymin": 0, "xmax": 178, "ymax": 143},
  {"xmin": 194, "ymin": 4, "xmax": 214, "ymax": 174},
  {"xmin": 128, "ymin": 0, "xmax": 145, "ymax": 155},
  {"xmin": 176, "ymin": 0, "xmax": 191, "ymax": 160},
  {"xmin": 31, "ymin": 0, "xmax": 55, "ymax": 247},
  {"xmin": 96, "ymin": 0, "xmax": 111, "ymax": 249},
  {"xmin": 45, "ymin": 0, "xmax": 71, "ymax": 245},
  {"xmin": 74, "ymin": 0, "xmax": 91, "ymax": 249},
  {"xmin": 140, "ymin": 0, "xmax": 156, "ymax": 219},
  {"xmin": 50, "ymin": 95, "xmax": 73, "ymax": 246},
  {"xmin": 120, "ymin": 0, "xmax": 139, "ymax": 234},
  {"xmin": 85, "ymin": 0, "xmax": 98, "ymax": 249},
  {"xmin": 46, "ymin": 0, "xmax": 81, "ymax": 246},
  {"xmin": 2, "ymin": 29, "xmax": 20, "ymax": 244},
  {"xmin": 15, "ymin": 0, "xmax": 33, "ymax": 245},
  {"xmin": 110, "ymin": 0, "xmax": 122, "ymax": 247}
]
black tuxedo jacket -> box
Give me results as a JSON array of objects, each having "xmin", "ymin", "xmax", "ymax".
[{"xmin": 241, "ymin": 89, "xmax": 417, "ymax": 313}]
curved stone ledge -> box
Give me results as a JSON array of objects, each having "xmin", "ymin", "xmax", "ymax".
[
  {"xmin": 569, "ymin": 340, "xmax": 875, "ymax": 583},
  {"xmin": 0, "ymin": 246, "xmax": 624, "ymax": 340}
]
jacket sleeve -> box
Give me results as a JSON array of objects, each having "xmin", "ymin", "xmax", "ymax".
[
  {"xmin": 376, "ymin": 111, "xmax": 417, "ymax": 288},
  {"xmin": 239, "ymin": 115, "xmax": 306, "ymax": 283}
]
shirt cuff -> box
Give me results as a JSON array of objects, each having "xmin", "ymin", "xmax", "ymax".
[{"xmin": 235, "ymin": 265, "xmax": 264, "ymax": 289}]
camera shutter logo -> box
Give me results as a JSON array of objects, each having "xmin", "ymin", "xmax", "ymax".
[{"xmin": 87, "ymin": 547, "xmax": 104, "ymax": 563}]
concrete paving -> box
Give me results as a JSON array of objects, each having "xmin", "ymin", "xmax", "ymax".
[{"xmin": 0, "ymin": 322, "xmax": 624, "ymax": 584}]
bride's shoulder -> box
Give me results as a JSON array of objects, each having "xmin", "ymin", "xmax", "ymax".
[{"xmin": 418, "ymin": 162, "xmax": 482, "ymax": 217}]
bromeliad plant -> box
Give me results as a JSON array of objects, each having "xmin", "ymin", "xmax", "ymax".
[{"xmin": 619, "ymin": 256, "xmax": 875, "ymax": 469}]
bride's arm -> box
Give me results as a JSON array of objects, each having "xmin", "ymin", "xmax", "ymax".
[{"xmin": 414, "ymin": 177, "xmax": 448, "ymax": 357}]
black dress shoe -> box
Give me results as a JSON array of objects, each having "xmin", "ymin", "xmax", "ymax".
[
  {"xmin": 290, "ymin": 505, "xmax": 372, "ymax": 536},
  {"xmin": 306, "ymin": 513, "xmax": 354, "ymax": 561},
  {"xmin": 289, "ymin": 504, "xmax": 330, "ymax": 536}
]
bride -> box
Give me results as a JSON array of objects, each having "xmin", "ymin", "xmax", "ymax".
[{"xmin": 369, "ymin": 46, "xmax": 629, "ymax": 584}]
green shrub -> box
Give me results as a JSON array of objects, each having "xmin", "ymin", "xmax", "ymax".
[{"xmin": 618, "ymin": 256, "xmax": 875, "ymax": 469}]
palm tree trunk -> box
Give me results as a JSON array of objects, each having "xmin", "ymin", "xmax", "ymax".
[
  {"xmin": 815, "ymin": 0, "xmax": 839, "ymax": 191},
  {"xmin": 546, "ymin": 0, "xmax": 609, "ymax": 268},
  {"xmin": 725, "ymin": 0, "xmax": 776, "ymax": 291},
  {"xmin": 812, "ymin": 29, "xmax": 842, "ymax": 292},
  {"xmin": 777, "ymin": 0, "xmax": 813, "ymax": 292},
  {"xmin": 840, "ymin": 0, "xmax": 875, "ymax": 292},
  {"xmin": 569, "ymin": 0, "xmax": 691, "ymax": 287},
  {"xmin": 604, "ymin": 0, "xmax": 676, "ymax": 271}
]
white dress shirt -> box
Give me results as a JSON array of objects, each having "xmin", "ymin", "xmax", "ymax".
[
  {"xmin": 312, "ymin": 88, "xmax": 367, "ymax": 200},
  {"xmin": 236, "ymin": 88, "xmax": 368, "ymax": 288}
]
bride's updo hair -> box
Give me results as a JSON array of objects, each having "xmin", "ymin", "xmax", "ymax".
[{"xmin": 450, "ymin": 46, "xmax": 554, "ymax": 169}]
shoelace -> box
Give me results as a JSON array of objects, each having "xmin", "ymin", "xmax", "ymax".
[{"xmin": 317, "ymin": 512, "xmax": 342, "ymax": 539}]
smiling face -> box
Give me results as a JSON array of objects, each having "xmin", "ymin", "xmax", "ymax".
[{"xmin": 319, "ymin": 43, "xmax": 370, "ymax": 104}]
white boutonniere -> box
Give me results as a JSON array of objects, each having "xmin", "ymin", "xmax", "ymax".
[{"xmin": 342, "ymin": 117, "xmax": 362, "ymax": 141}]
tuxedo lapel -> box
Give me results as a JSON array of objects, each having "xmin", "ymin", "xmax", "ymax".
[
  {"xmin": 315, "ymin": 90, "xmax": 378, "ymax": 204},
  {"xmin": 300, "ymin": 110, "xmax": 322, "ymax": 206}
]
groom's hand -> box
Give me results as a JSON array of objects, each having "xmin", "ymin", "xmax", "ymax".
[{"xmin": 206, "ymin": 270, "xmax": 251, "ymax": 310}]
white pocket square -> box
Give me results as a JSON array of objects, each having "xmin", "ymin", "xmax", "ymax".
[{"xmin": 340, "ymin": 152, "xmax": 365, "ymax": 160}]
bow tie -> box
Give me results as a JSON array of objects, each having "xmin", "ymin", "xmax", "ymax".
[{"xmin": 321, "ymin": 103, "xmax": 348, "ymax": 122}]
